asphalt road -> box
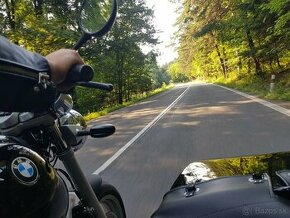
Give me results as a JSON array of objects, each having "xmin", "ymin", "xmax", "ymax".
[{"xmin": 75, "ymin": 82, "xmax": 290, "ymax": 218}]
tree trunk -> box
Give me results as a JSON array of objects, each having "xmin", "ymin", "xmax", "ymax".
[
  {"xmin": 222, "ymin": 47, "xmax": 229, "ymax": 74},
  {"xmin": 247, "ymin": 59, "xmax": 251, "ymax": 74},
  {"xmin": 246, "ymin": 30, "xmax": 263, "ymax": 77},
  {"xmin": 215, "ymin": 43, "xmax": 227, "ymax": 78},
  {"xmin": 236, "ymin": 52, "xmax": 242, "ymax": 73},
  {"xmin": 275, "ymin": 54, "xmax": 282, "ymax": 70},
  {"xmin": 116, "ymin": 51, "xmax": 124, "ymax": 104},
  {"xmin": 33, "ymin": 0, "xmax": 43, "ymax": 16},
  {"xmin": 4, "ymin": 0, "xmax": 16, "ymax": 30},
  {"xmin": 269, "ymin": 58, "xmax": 274, "ymax": 74}
]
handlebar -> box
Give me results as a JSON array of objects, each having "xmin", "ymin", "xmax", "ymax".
[
  {"xmin": 76, "ymin": 82, "xmax": 113, "ymax": 91},
  {"xmin": 66, "ymin": 64, "xmax": 113, "ymax": 91},
  {"xmin": 67, "ymin": 65, "xmax": 94, "ymax": 83}
]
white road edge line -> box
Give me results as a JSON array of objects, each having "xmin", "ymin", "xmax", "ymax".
[
  {"xmin": 215, "ymin": 84, "xmax": 290, "ymax": 116},
  {"xmin": 93, "ymin": 86, "xmax": 191, "ymax": 175}
]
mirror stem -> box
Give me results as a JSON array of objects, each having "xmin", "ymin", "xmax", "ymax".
[{"xmin": 73, "ymin": 33, "xmax": 91, "ymax": 50}]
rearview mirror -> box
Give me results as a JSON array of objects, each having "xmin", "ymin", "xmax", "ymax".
[{"xmin": 74, "ymin": 0, "xmax": 117, "ymax": 50}]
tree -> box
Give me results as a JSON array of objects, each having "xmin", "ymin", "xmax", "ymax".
[
  {"xmin": 173, "ymin": 0, "xmax": 290, "ymax": 81},
  {"xmin": 1, "ymin": 0, "xmax": 81, "ymax": 54},
  {"xmin": 97, "ymin": 0, "xmax": 158, "ymax": 104}
]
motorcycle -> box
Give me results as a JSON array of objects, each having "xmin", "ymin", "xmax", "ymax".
[
  {"xmin": 2, "ymin": 0, "xmax": 290, "ymax": 217},
  {"xmin": 0, "ymin": 0, "xmax": 126, "ymax": 217}
]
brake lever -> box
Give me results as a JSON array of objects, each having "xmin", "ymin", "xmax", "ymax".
[{"xmin": 76, "ymin": 82, "xmax": 113, "ymax": 91}]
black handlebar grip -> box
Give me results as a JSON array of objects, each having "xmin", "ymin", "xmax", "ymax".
[
  {"xmin": 77, "ymin": 82, "xmax": 114, "ymax": 91},
  {"xmin": 66, "ymin": 65, "xmax": 94, "ymax": 83}
]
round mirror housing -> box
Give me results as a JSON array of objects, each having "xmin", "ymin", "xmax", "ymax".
[
  {"xmin": 74, "ymin": 0, "xmax": 117, "ymax": 50},
  {"xmin": 80, "ymin": 0, "xmax": 117, "ymax": 36}
]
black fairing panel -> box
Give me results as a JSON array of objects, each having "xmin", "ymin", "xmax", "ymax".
[
  {"xmin": 152, "ymin": 175, "xmax": 290, "ymax": 218},
  {"xmin": 153, "ymin": 151, "xmax": 290, "ymax": 217},
  {"xmin": 171, "ymin": 152, "xmax": 290, "ymax": 189},
  {"xmin": 30, "ymin": 175, "xmax": 69, "ymax": 218}
]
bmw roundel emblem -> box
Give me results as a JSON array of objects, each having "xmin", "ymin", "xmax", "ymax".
[{"xmin": 11, "ymin": 157, "xmax": 39, "ymax": 185}]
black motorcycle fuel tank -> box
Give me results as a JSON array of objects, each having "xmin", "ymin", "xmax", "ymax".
[
  {"xmin": 0, "ymin": 136, "xmax": 69, "ymax": 218},
  {"xmin": 152, "ymin": 151, "xmax": 290, "ymax": 218}
]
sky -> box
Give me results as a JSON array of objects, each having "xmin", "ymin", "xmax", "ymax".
[{"xmin": 144, "ymin": 0, "xmax": 179, "ymax": 66}]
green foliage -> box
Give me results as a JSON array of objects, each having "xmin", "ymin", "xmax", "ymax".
[
  {"xmin": 168, "ymin": 61, "xmax": 191, "ymax": 82},
  {"xmin": 173, "ymin": 0, "xmax": 290, "ymax": 82},
  {"xmin": 1, "ymin": 0, "xmax": 81, "ymax": 54},
  {"xmin": 214, "ymin": 72, "xmax": 290, "ymax": 102},
  {"xmin": 1, "ymin": 0, "xmax": 172, "ymax": 114}
]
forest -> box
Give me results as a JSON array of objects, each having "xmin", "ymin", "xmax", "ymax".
[
  {"xmin": 170, "ymin": 0, "xmax": 290, "ymax": 98},
  {"xmin": 0, "ymin": 0, "xmax": 171, "ymax": 114},
  {"xmin": 1, "ymin": 0, "xmax": 290, "ymax": 114}
]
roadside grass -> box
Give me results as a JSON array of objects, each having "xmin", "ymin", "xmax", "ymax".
[
  {"xmin": 211, "ymin": 73, "xmax": 290, "ymax": 102},
  {"xmin": 84, "ymin": 83, "xmax": 175, "ymax": 121}
]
